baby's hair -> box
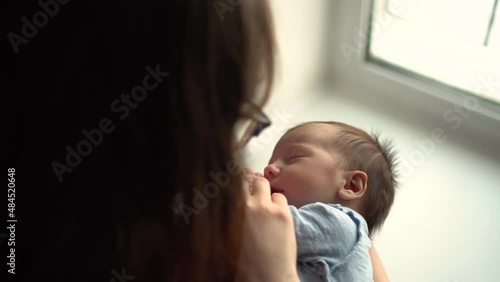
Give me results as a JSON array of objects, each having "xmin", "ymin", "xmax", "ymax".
[{"xmin": 287, "ymin": 121, "xmax": 399, "ymax": 236}]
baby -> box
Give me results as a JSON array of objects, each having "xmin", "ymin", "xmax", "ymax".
[{"xmin": 263, "ymin": 121, "xmax": 398, "ymax": 281}]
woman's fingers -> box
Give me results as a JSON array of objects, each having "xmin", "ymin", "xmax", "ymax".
[
  {"xmin": 241, "ymin": 176, "xmax": 251, "ymax": 201},
  {"xmin": 250, "ymin": 171, "xmax": 287, "ymax": 207},
  {"xmin": 271, "ymin": 191, "xmax": 289, "ymax": 207},
  {"xmin": 243, "ymin": 168, "xmax": 257, "ymax": 187},
  {"xmin": 243, "ymin": 167, "xmax": 285, "ymax": 205},
  {"xmin": 238, "ymin": 167, "xmax": 299, "ymax": 282},
  {"xmin": 249, "ymin": 176, "xmax": 272, "ymax": 202}
]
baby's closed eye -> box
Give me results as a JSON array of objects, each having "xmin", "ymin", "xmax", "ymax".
[
  {"xmin": 287, "ymin": 155, "xmax": 302, "ymax": 163},
  {"xmin": 286, "ymin": 152, "xmax": 308, "ymax": 163}
]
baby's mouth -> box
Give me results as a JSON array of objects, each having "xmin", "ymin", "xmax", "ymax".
[{"xmin": 271, "ymin": 187, "xmax": 284, "ymax": 194}]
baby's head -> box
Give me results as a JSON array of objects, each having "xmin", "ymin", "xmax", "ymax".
[{"xmin": 264, "ymin": 121, "xmax": 398, "ymax": 234}]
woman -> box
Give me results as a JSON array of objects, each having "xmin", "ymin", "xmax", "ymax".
[
  {"xmin": 7, "ymin": 0, "xmax": 297, "ymax": 281},
  {"xmin": 5, "ymin": 0, "xmax": 387, "ymax": 281}
]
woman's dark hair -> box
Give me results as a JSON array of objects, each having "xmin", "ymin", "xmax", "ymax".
[{"xmin": 5, "ymin": 1, "xmax": 275, "ymax": 281}]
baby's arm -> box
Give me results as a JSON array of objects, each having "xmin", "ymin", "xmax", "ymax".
[
  {"xmin": 289, "ymin": 203, "xmax": 373, "ymax": 281},
  {"xmin": 289, "ymin": 203, "xmax": 358, "ymax": 259}
]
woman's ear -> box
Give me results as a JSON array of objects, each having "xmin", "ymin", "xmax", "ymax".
[{"xmin": 338, "ymin": 171, "xmax": 368, "ymax": 201}]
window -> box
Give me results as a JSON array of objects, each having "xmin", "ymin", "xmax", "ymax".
[{"xmin": 368, "ymin": 0, "xmax": 500, "ymax": 106}]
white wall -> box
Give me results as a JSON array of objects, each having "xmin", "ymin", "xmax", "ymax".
[{"xmin": 246, "ymin": 1, "xmax": 500, "ymax": 281}]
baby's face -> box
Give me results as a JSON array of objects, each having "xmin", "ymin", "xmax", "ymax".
[{"xmin": 264, "ymin": 123, "xmax": 348, "ymax": 208}]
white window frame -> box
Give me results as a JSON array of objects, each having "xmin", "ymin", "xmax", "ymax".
[{"xmin": 329, "ymin": 0, "xmax": 500, "ymax": 131}]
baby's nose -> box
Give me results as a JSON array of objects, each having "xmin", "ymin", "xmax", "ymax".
[{"xmin": 264, "ymin": 164, "xmax": 280, "ymax": 179}]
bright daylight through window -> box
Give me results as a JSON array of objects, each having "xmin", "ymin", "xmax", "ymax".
[{"xmin": 368, "ymin": 0, "xmax": 500, "ymax": 106}]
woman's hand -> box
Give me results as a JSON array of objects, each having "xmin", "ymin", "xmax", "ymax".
[
  {"xmin": 237, "ymin": 168, "xmax": 300, "ymax": 282},
  {"xmin": 370, "ymin": 244, "xmax": 390, "ymax": 282}
]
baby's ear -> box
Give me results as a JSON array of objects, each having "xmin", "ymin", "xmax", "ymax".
[{"xmin": 338, "ymin": 171, "xmax": 368, "ymax": 201}]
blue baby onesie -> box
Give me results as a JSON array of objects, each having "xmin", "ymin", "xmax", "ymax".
[{"xmin": 289, "ymin": 203, "xmax": 373, "ymax": 282}]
